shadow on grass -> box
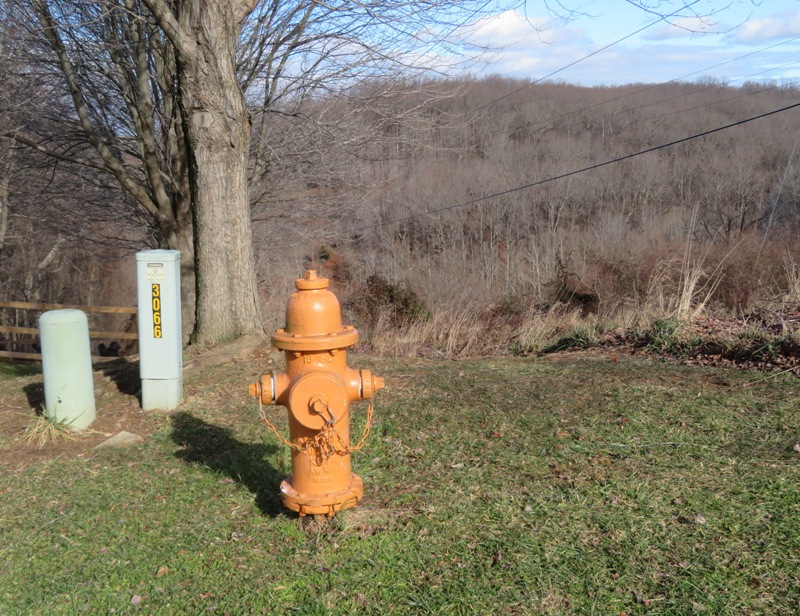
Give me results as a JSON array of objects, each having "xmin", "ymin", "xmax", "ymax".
[
  {"xmin": 97, "ymin": 358, "xmax": 141, "ymax": 398},
  {"xmin": 170, "ymin": 412, "xmax": 286, "ymax": 517},
  {"xmin": 23, "ymin": 382, "xmax": 44, "ymax": 413},
  {"xmin": 22, "ymin": 359, "xmax": 140, "ymax": 410}
]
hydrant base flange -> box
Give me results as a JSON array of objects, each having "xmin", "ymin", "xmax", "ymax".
[{"xmin": 280, "ymin": 473, "xmax": 364, "ymax": 516}]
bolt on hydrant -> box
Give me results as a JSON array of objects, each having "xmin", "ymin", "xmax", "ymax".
[{"xmin": 248, "ymin": 270, "xmax": 384, "ymax": 516}]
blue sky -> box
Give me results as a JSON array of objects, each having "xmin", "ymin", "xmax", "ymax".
[{"xmin": 467, "ymin": 1, "xmax": 800, "ymax": 86}]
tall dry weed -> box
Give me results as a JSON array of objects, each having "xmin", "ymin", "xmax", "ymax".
[
  {"xmin": 784, "ymin": 253, "xmax": 800, "ymax": 304},
  {"xmin": 361, "ymin": 298, "xmax": 598, "ymax": 358},
  {"xmin": 514, "ymin": 304, "xmax": 589, "ymax": 355},
  {"xmin": 366, "ymin": 304, "xmax": 490, "ymax": 358}
]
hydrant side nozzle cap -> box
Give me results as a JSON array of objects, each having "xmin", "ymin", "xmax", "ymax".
[
  {"xmin": 296, "ymin": 269, "xmax": 329, "ymax": 290},
  {"xmin": 360, "ymin": 369, "xmax": 385, "ymax": 399}
]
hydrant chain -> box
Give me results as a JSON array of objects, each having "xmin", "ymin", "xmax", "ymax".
[
  {"xmin": 257, "ymin": 396, "xmax": 304, "ymax": 452},
  {"xmin": 256, "ymin": 394, "xmax": 377, "ymax": 460}
]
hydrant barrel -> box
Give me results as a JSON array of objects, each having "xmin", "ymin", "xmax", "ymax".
[{"xmin": 250, "ymin": 270, "xmax": 384, "ymax": 516}]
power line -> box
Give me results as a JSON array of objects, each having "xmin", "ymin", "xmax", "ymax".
[
  {"xmin": 348, "ymin": 100, "xmax": 800, "ymax": 237},
  {"xmin": 561, "ymin": 60, "xmax": 800, "ymax": 134},
  {"xmin": 289, "ymin": 14, "xmax": 800, "ymax": 249},
  {"xmin": 469, "ymin": 1, "xmax": 701, "ymax": 114},
  {"xmin": 636, "ymin": 77, "xmax": 800, "ymax": 127},
  {"xmin": 543, "ymin": 35, "xmax": 800, "ymax": 128},
  {"xmin": 460, "ymin": 10, "xmax": 800, "ymax": 140}
]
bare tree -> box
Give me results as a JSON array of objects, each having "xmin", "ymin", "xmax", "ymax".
[
  {"xmin": 6, "ymin": 0, "xmax": 526, "ymax": 345},
  {"xmin": 19, "ymin": 0, "xmax": 258, "ymax": 345}
]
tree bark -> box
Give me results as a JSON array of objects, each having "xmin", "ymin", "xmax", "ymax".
[
  {"xmin": 169, "ymin": 0, "xmax": 263, "ymax": 345},
  {"xmin": 165, "ymin": 223, "xmax": 196, "ymax": 343},
  {"xmin": 0, "ymin": 140, "xmax": 11, "ymax": 254}
]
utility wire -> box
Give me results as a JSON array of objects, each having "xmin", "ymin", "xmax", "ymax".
[
  {"xmin": 469, "ymin": 1, "xmax": 700, "ymax": 114},
  {"xmin": 544, "ymin": 35, "xmax": 800, "ymax": 127},
  {"xmin": 290, "ymin": 13, "xmax": 800, "ymax": 248},
  {"xmin": 631, "ymin": 76, "xmax": 800, "ymax": 128},
  {"xmin": 347, "ymin": 100, "xmax": 800, "ymax": 237},
  {"xmin": 569, "ymin": 61, "xmax": 800, "ymax": 132},
  {"xmin": 462, "ymin": 15, "xmax": 800, "ymax": 140}
]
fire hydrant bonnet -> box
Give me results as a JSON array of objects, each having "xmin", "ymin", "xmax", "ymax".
[{"xmin": 271, "ymin": 270, "xmax": 359, "ymax": 351}]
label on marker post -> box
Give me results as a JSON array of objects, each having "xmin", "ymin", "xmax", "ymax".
[
  {"xmin": 146, "ymin": 262, "xmax": 164, "ymax": 282},
  {"xmin": 152, "ymin": 283, "xmax": 163, "ymax": 339}
]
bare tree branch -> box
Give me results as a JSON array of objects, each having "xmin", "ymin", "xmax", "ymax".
[
  {"xmin": 138, "ymin": 0, "xmax": 196, "ymax": 61},
  {"xmin": 2, "ymin": 131, "xmax": 111, "ymax": 172},
  {"xmin": 31, "ymin": 0, "xmax": 161, "ymax": 220}
]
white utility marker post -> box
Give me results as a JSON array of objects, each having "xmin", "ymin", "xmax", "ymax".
[
  {"xmin": 40, "ymin": 309, "xmax": 96, "ymax": 429},
  {"xmin": 136, "ymin": 250, "xmax": 182, "ymax": 410}
]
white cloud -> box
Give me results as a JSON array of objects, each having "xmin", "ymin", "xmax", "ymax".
[
  {"xmin": 467, "ymin": 10, "xmax": 589, "ymax": 49},
  {"xmin": 469, "ymin": 2, "xmax": 800, "ymax": 86},
  {"xmin": 734, "ymin": 11, "xmax": 800, "ymax": 43}
]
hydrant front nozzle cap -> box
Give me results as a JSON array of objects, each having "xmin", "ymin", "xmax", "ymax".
[{"xmin": 248, "ymin": 382, "xmax": 260, "ymax": 398}]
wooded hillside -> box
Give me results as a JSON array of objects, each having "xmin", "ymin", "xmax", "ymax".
[
  {"xmin": 252, "ymin": 77, "xmax": 800, "ymax": 346},
  {"xmin": 3, "ymin": 75, "xmax": 799, "ymax": 354}
]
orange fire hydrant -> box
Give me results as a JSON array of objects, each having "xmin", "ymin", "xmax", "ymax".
[{"xmin": 249, "ymin": 270, "xmax": 384, "ymax": 516}]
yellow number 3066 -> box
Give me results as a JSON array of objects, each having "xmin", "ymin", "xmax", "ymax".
[{"xmin": 152, "ymin": 284, "xmax": 163, "ymax": 339}]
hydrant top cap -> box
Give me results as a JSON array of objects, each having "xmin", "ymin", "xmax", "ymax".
[{"xmin": 296, "ymin": 269, "xmax": 329, "ymax": 291}]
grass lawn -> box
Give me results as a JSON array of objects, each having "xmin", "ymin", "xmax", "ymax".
[
  {"xmin": 0, "ymin": 362, "xmax": 41, "ymax": 381},
  {"xmin": 1, "ymin": 351, "xmax": 798, "ymax": 614}
]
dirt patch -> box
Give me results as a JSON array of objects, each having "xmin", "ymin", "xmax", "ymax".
[
  {"xmin": 182, "ymin": 334, "xmax": 268, "ymax": 372},
  {"xmin": 0, "ymin": 361, "xmax": 158, "ymax": 471},
  {"xmin": 0, "ymin": 337, "xmax": 266, "ymax": 471}
]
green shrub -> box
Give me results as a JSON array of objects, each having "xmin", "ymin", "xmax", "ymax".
[
  {"xmin": 540, "ymin": 325, "xmax": 599, "ymax": 353},
  {"xmin": 347, "ymin": 275, "xmax": 431, "ymax": 329}
]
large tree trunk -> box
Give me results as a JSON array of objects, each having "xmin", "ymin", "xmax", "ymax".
[
  {"xmin": 174, "ymin": 0, "xmax": 263, "ymax": 346},
  {"xmin": 165, "ymin": 223, "xmax": 196, "ymax": 342}
]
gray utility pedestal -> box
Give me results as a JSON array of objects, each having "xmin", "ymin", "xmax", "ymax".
[{"xmin": 136, "ymin": 250, "xmax": 183, "ymax": 410}]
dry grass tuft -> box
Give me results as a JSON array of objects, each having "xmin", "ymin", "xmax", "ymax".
[
  {"xmin": 515, "ymin": 304, "xmax": 589, "ymax": 354},
  {"xmin": 17, "ymin": 415, "xmax": 79, "ymax": 448}
]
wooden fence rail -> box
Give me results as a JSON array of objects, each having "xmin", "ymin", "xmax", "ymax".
[
  {"xmin": 0, "ymin": 300, "xmax": 138, "ymax": 362},
  {"xmin": 0, "ymin": 301, "xmax": 137, "ymax": 314}
]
